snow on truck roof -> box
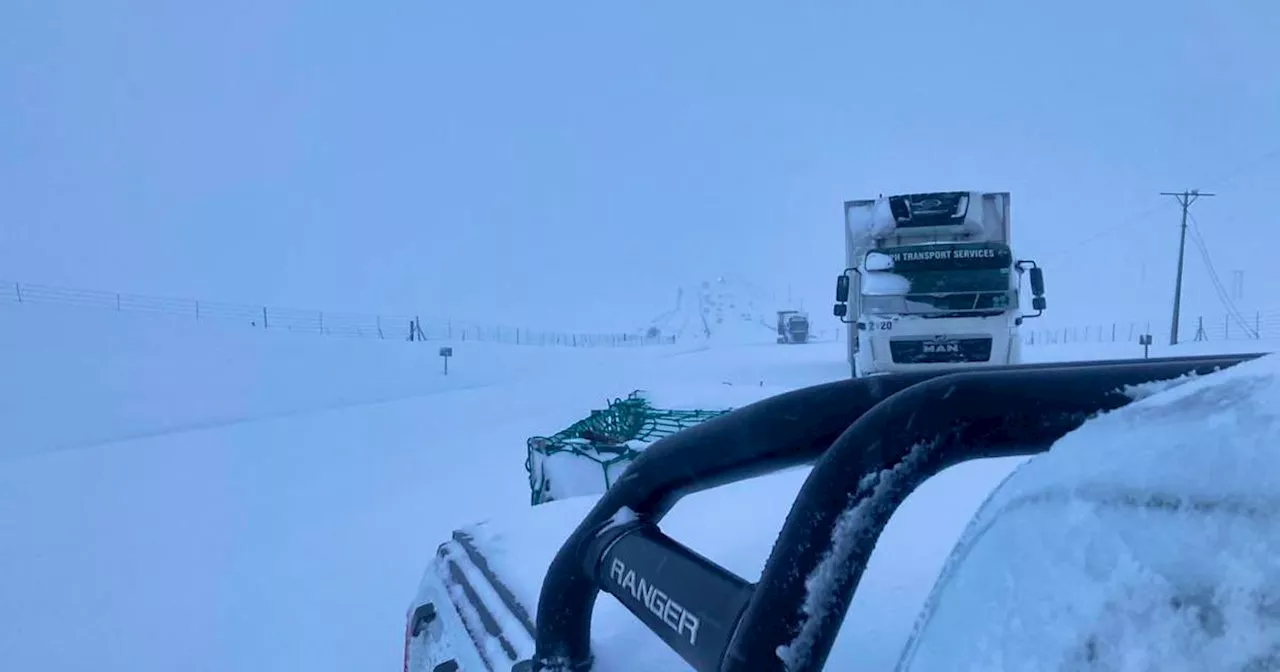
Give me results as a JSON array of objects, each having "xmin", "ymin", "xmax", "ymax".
[
  {"xmin": 415, "ymin": 354, "xmax": 1280, "ymax": 670},
  {"xmin": 845, "ymin": 191, "xmax": 1010, "ymax": 249}
]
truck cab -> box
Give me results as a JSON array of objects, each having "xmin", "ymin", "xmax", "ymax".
[
  {"xmin": 776, "ymin": 310, "xmax": 811, "ymax": 344},
  {"xmin": 833, "ymin": 191, "xmax": 1046, "ymax": 378}
]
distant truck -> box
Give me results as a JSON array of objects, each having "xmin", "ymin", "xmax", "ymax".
[
  {"xmin": 832, "ymin": 191, "xmax": 1046, "ymax": 378},
  {"xmin": 775, "ymin": 310, "xmax": 810, "ymax": 344}
]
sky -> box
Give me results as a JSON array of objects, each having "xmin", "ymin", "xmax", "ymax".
[{"xmin": 2, "ymin": 0, "xmax": 1278, "ymax": 332}]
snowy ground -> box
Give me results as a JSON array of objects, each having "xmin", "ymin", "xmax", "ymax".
[{"xmin": 1, "ymin": 304, "xmax": 1276, "ymax": 671}]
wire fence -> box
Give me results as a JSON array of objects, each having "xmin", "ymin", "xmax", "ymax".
[
  {"xmin": 1023, "ymin": 309, "xmax": 1280, "ymax": 346},
  {"xmin": 0, "ymin": 280, "xmax": 676, "ymax": 348},
  {"xmin": 11, "ymin": 278, "xmax": 1275, "ymax": 350}
]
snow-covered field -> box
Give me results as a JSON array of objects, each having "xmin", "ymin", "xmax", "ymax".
[{"xmin": 1, "ymin": 304, "xmax": 1276, "ymax": 671}]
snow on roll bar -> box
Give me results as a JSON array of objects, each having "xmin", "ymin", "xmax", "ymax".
[{"xmin": 529, "ymin": 352, "xmax": 1265, "ymax": 672}]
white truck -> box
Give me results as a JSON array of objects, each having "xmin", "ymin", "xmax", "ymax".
[{"xmin": 832, "ymin": 191, "xmax": 1046, "ymax": 378}]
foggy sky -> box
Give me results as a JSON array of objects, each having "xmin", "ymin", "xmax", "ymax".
[{"xmin": 2, "ymin": 0, "xmax": 1277, "ymax": 333}]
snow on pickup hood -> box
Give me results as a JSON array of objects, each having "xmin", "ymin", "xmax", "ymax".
[{"xmin": 897, "ymin": 353, "xmax": 1280, "ymax": 671}]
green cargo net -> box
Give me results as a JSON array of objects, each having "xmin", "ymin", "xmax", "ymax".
[{"xmin": 525, "ymin": 391, "xmax": 732, "ymax": 506}]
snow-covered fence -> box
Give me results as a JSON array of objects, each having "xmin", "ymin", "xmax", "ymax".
[
  {"xmin": 1, "ymin": 280, "xmax": 675, "ymax": 348},
  {"xmin": 1024, "ymin": 310, "xmax": 1279, "ymax": 346}
]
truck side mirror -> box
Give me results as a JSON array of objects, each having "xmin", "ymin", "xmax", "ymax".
[
  {"xmin": 1029, "ymin": 267, "xmax": 1045, "ymax": 296},
  {"xmin": 833, "ymin": 304, "xmax": 848, "ymax": 318},
  {"xmin": 1032, "ymin": 296, "xmax": 1046, "ymax": 311},
  {"xmin": 835, "ymin": 275, "xmax": 850, "ymax": 303}
]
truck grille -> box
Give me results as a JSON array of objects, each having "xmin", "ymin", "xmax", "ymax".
[{"xmin": 889, "ymin": 336, "xmax": 993, "ymax": 364}]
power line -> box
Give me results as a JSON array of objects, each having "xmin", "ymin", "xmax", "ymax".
[
  {"xmin": 1038, "ymin": 201, "xmax": 1175, "ymax": 264},
  {"xmin": 1187, "ymin": 228, "xmax": 1246, "ymax": 333},
  {"xmin": 1039, "ymin": 147, "xmax": 1280, "ymax": 262},
  {"xmin": 1187, "ymin": 212, "xmax": 1257, "ymax": 338},
  {"xmin": 1188, "ymin": 230, "xmax": 1236, "ymax": 320},
  {"xmin": 1162, "ymin": 189, "xmax": 1215, "ymax": 345},
  {"xmin": 1204, "ymin": 147, "xmax": 1280, "ymax": 191}
]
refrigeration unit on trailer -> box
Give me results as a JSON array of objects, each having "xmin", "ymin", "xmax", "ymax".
[{"xmin": 832, "ymin": 191, "xmax": 1047, "ymax": 378}]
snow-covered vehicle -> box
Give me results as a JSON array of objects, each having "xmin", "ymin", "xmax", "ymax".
[
  {"xmin": 833, "ymin": 191, "xmax": 1047, "ymax": 378},
  {"xmin": 405, "ymin": 352, "xmax": 1276, "ymax": 671}
]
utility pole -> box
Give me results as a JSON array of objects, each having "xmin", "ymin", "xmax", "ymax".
[{"xmin": 1161, "ymin": 189, "xmax": 1215, "ymax": 345}]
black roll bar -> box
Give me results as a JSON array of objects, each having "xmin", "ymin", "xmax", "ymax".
[{"xmin": 531, "ymin": 353, "xmax": 1264, "ymax": 671}]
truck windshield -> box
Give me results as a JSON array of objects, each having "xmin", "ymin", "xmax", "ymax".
[
  {"xmin": 860, "ymin": 242, "xmax": 1016, "ymax": 315},
  {"xmin": 862, "ymin": 269, "xmax": 1014, "ymax": 314}
]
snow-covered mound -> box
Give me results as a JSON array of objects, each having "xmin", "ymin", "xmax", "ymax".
[{"xmin": 646, "ymin": 277, "xmax": 789, "ymax": 345}]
